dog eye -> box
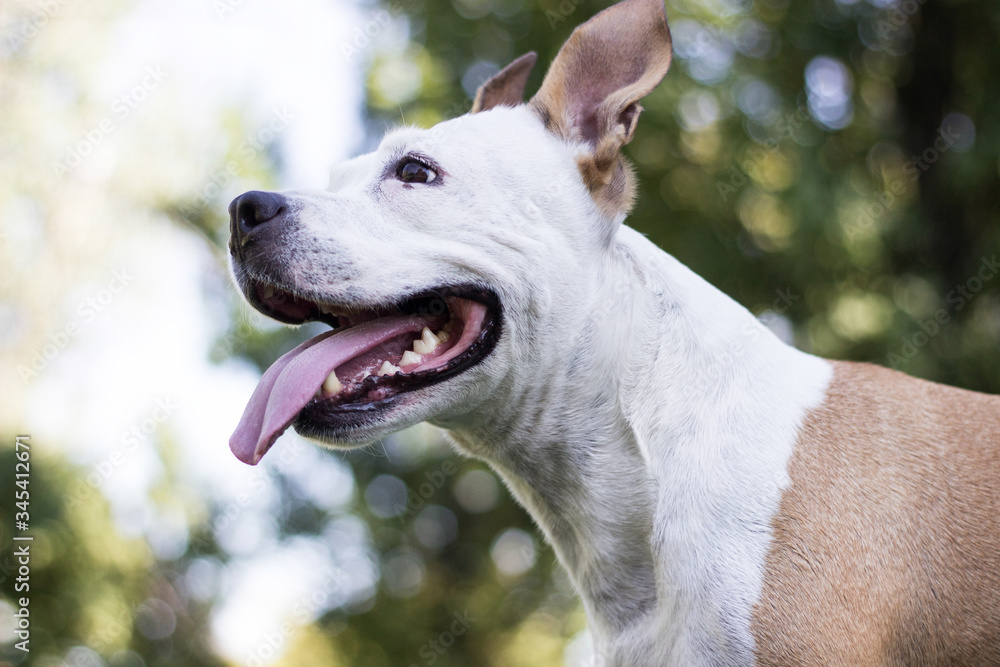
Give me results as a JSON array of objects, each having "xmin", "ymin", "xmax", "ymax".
[{"xmin": 397, "ymin": 159, "xmax": 437, "ymax": 184}]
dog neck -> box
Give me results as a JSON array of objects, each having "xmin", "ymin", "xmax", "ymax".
[{"xmin": 444, "ymin": 225, "xmax": 832, "ymax": 665}]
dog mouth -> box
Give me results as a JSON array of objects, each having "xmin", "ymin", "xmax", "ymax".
[{"xmin": 230, "ymin": 282, "xmax": 501, "ymax": 465}]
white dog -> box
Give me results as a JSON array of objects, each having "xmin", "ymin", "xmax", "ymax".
[{"xmin": 227, "ymin": 0, "xmax": 1000, "ymax": 663}]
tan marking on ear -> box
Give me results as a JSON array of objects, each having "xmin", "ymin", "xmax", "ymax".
[
  {"xmin": 752, "ymin": 361, "xmax": 1000, "ymax": 664},
  {"xmin": 528, "ymin": 0, "xmax": 671, "ymax": 218},
  {"xmin": 575, "ymin": 142, "xmax": 637, "ymax": 217},
  {"xmin": 471, "ymin": 52, "xmax": 537, "ymax": 113}
]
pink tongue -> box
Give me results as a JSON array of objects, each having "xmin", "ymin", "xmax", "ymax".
[{"xmin": 230, "ymin": 315, "xmax": 429, "ymax": 465}]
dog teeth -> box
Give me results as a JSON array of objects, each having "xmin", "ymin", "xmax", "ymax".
[
  {"xmin": 400, "ymin": 350, "xmax": 422, "ymax": 367},
  {"xmin": 377, "ymin": 361, "xmax": 400, "ymax": 376},
  {"xmin": 320, "ymin": 328, "xmax": 447, "ymax": 385},
  {"xmin": 412, "ymin": 327, "xmax": 441, "ymax": 355},
  {"xmin": 322, "ymin": 371, "xmax": 343, "ymax": 395}
]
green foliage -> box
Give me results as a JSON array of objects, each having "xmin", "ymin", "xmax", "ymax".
[{"xmin": 0, "ymin": 445, "xmax": 223, "ymax": 667}]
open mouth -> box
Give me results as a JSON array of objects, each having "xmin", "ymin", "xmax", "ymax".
[{"xmin": 230, "ymin": 282, "xmax": 501, "ymax": 465}]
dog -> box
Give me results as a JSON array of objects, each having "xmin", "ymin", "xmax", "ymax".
[{"xmin": 226, "ymin": 0, "xmax": 1000, "ymax": 663}]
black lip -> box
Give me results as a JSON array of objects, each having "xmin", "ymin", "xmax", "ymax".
[{"xmin": 232, "ymin": 263, "xmax": 328, "ymax": 325}]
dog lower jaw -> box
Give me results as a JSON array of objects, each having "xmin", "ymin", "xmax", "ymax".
[
  {"xmin": 293, "ymin": 373, "xmax": 491, "ymax": 450},
  {"xmin": 292, "ymin": 395, "xmax": 410, "ymax": 449}
]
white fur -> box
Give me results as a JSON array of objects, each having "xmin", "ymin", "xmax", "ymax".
[{"xmin": 240, "ymin": 106, "xmax": 833, "ymax": 665}]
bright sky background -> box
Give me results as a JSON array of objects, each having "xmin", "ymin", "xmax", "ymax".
[
  {"xmin": 102, "ymin": 0, "xmax": 368, "ymax": 188},
  {"xmin": 20, "ymin": 0, "xmax": 403, "ymax": 662}
]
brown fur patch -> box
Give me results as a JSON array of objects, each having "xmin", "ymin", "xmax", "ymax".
[
  {"xmin": 575, "ymin": 149, "xmax": 637, "ymax": 219},
  {"xmin": 752, "ymin": 361, "xmax": 1000, "ymax": 665},
  {"xmin": 531, "ymin": 96, "xmax": 638, "ymax": 218}
]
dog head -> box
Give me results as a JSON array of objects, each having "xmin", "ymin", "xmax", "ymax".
[{"xmin": 228, "ymin": 0, "xmax": 672, "ymax": 464}]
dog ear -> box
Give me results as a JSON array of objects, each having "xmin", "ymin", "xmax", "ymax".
[
  {"xmin": 471, "ymin": 52, "xmax": 538, "ymax": 113},
  {"xmin": 530, "ymin": 0, "xmax": 672, "ymax": 219}
]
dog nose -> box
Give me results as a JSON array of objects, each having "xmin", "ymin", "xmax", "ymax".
[{"xmin": 229, "ymin": 190, "xmax": 287, "ymax": 241}]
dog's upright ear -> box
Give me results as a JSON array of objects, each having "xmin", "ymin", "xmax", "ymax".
[
  {"xmin": 471, "ymin": 52, "xmax": 538, "ymax": 113},
  {"xmin": 530, "ymin": 0, "xmax": 672, "ymax": 221}
]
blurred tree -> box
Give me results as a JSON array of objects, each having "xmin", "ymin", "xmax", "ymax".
[{"xmin": 0, "ymin": 444, "xmax": 224, "ymax": 667}]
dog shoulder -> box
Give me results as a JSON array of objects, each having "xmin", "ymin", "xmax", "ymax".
[{"xmin": 751, "ymin": 360, "xmax": 1000, "ymax": 665}]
